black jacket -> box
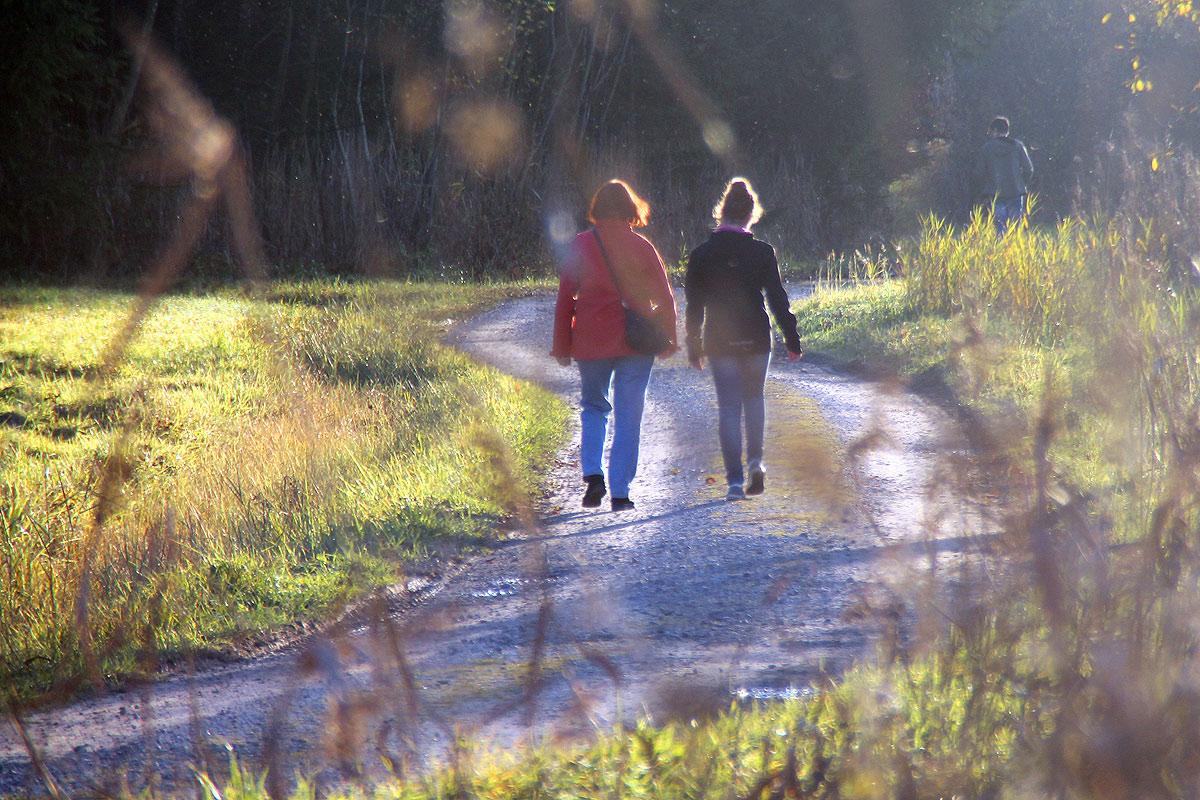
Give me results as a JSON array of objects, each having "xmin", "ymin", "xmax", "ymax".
[
  {"xmin": 684, "ymin": 230, "xmax": 802, "ymax": 359},
  {"xmin": 975, "ymin": 136, "xmax": 1033, "ymax": 201}
]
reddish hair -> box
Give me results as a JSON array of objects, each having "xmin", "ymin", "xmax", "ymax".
[{"xmin": 588, "ymin": 179, "xmax": 651, "ymax": 228}]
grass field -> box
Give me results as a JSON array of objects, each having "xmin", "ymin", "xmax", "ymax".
[
  {"xmin": 0, "ymin": 280, "xmax": 567, "ymax": 701},
  {"xmin": 797, "ymin": 214, "xmax": 1198, "ymax": 508},
  {"xmin": 794, "ymin": 280, "xmax": 1120, "ymax": 491}
]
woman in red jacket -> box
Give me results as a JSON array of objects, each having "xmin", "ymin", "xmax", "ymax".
[{"xmin": 552, "ymin": 180, "xmax": 678, "ymax": 512}]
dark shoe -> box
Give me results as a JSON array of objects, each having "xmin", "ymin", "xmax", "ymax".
[
  {"xmin": 582, "ymin": 475, "xmax": 607, "ymax": 508},
  {"xmin": 726, "ymin": 484, "xmax": 747, "ymax": 502},
  {"xmin": 746, "ymin": 467, "xmax": 766, "ymax": 496},
  {"xmin": 611, "ymin": 497, "xmax": 635, "ymax": 512}
]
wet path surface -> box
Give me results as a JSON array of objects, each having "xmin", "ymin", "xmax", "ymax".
[{"xmin": 0, "ymin": 292, "xmax": 983, "ymax": 797}]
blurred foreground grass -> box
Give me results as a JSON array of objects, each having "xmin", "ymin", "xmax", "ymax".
[
  {"xmin": 205, "ymin": 654, "xmax": 1023, "ymax": 799},
  {"xmin": 0, "ymin": 280, "xmax": 566, "ymax": 701}
]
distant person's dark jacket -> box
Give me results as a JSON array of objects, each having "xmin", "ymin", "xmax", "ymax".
[
  {"xmin": 684, "ymin": 230, "xmax": 802, "ymax": 359},
  {"xmin": 976, "ymin": 135, "xmax": 1034, "ymax": 201}
]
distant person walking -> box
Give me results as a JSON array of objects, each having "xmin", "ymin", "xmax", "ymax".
[
  {"xmin": 552, "ymin": 180, "xmax": 678, "ymax": 512},
  {"xmin": 975, "ymin": 116, "xmax": 1034, "ymax": 231},
  {"xmin": 685, "ymin": 178, "xmax": 803, "ymax": 502}
]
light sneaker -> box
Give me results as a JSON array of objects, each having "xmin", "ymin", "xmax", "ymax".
[{"xmin": 726, "ymin": 484, "xmax": 746, "ymax": 502}]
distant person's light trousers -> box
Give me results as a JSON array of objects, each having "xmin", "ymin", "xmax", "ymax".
[
  {"xmin": 710, "ymin": 352, "xmax": 771, "ymax": 487},
  {"xmin": 577, "ymin": 355, "xmax": 655, "ymax": 499}
]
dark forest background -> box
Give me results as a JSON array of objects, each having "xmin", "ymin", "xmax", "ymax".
[{"xmin": 3, "ymin": 0, "xmax": 1198, "ymax": 282}]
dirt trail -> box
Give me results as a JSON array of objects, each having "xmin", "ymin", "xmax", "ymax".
[{"xmin": 0, "ymin": 292, "xmax": 984, "ymax": 797}]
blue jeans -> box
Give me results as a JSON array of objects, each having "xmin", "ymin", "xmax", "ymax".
[
  {"xmin": 994, "ymin": 195, "xmax": 1026, "ymax": 232},
  {"xmin": 577, "ymin": 355, "xmax": 655, "ymax": 499},
  {"xmin": 710, "ymin": 353, "xmax": 771, "ymax": 487}
]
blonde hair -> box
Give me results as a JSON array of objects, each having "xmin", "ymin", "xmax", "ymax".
[{"xmin": 713, "ymin": 177, "xmax": 763, "ymax": 227}]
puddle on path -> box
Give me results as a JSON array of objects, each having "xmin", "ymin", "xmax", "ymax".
[
  {"xmin": 733, "ymin": 685, "xmax": 815, "ymax": 701},
  {"xmin": 471, "ymin": 576, "xmax": 525, "ymax": 599},
  {"xmin": 469, "ymin": 573, "xmax": 566, "ymax": 600}
]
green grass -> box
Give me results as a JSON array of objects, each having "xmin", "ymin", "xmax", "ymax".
[
  {"xmin": 774, "ymin": 213, "xmax": 1200, "ymax": 800},
  {"xmin": 0, "ymin": 279, "xmax": 567, "ymax": 701},
  {"xmin": 794, "ymin": 280, "xmax": 947, "ymax": 373},
  {"xmin": 795, "ymin": 213, "xmax": 1198, "ymax": 505},
  {"xmin": 794, "ymin": 281, "xmax": 1108, "ymax": 487},
  {"xmin": 197, "ymin": 649, "xmax": 1025, "ymax": 800}
]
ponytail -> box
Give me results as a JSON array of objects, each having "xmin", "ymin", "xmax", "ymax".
[{"xmin": 713, "ymin": 177, "xmax": 763, "ymax": 227}]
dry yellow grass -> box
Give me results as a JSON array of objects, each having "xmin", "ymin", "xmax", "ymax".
[{"xmin": 0, "ymin": 280, "xmax": 566, "ymax": 700}]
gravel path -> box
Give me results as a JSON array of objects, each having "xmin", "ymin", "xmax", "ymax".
[{"xmin": 0, "ymin": 292, "xmax": 982, "ymax": 797}]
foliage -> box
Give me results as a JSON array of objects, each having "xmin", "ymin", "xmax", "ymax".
[
  {"xmin": 0, "ymin": 280, "xmax": 567, "ymax": 701},
  {"xmin": 651, "ymin": 0, "xmax": 1019, "ymax": 237},
  {"xmin": 197, "ymin": 656, "xmax": 1027, "ymax": 800},
  {"xmin": 0, "ymin": 0, "xmax": 119, "ymax": 276},
  {"xmin": 781, "ymin": 210, "xmax": 1200, "ymax": 799},
  {"xmin": 2, "ymin": 0, "xmax": 1026, "ymax": 280},
  {"xmin": 799, "ymin": 208, "xmax": 1198, "ymax": 493},
  {"xmin": 898, "ymin": 0, "xmax": 1200, "ymax": 236},
  {"xmin": 904, "ymin": 210, "xmax": 1117, "ymax": 339},
  {"xmin": 0, "ymin": 0, "xmax": 109, "ymax": 138},
  {"xmin": 1110, "ymin": 0, "xmax": 1200, "ymax": 91}
]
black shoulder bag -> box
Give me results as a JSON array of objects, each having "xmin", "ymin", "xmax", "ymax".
[{"xmin": 592, "ymin": 229, "xmax": 671, "ymax": 356}]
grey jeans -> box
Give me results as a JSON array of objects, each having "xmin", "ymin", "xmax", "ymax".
[{"xmin": 709, "ymin": 352, "xmax": 771, "ymax": 486}]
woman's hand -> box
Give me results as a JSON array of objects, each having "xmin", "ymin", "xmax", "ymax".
[{"xmin": 556, "ymin": 356, "xmax": 572, "ymax": 367}]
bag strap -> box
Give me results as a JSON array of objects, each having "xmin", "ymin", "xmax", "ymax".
[{"xmin": 591, "ymin": 229, "xmax": 630, "ymax": 310}]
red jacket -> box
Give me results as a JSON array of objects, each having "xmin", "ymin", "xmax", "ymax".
[{"xmin": 551, "ymin": 222, "xmax": 678, "ymax": 361}]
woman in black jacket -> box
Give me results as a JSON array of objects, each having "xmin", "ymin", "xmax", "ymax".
[{"xmin": 685, "ymin": 178, "xmax": 804, "ymax": 501}]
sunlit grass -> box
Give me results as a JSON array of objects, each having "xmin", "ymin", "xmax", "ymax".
[
  {"xmin": 189, "ymin": 645, "xmax": 1026, "ymax": 800},
  {"xmin": 795, "ymin": 211, "xmax": 1198, "ymax": 527},
  {"xmin": 0, "ymin": 280, "xmax": 567, "ymax": 700}
]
